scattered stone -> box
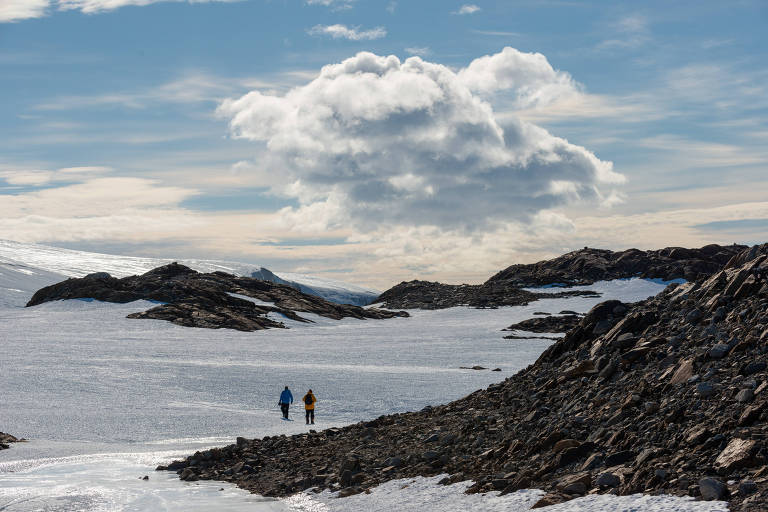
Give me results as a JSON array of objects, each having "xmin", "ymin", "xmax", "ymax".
[
  {"xmin": 699, "ymin": 477, "xmax": 727, "ymax": 501},
  {"xmin": 595, "ymin": 472, "xmax": 620, "ymax": 488},
  {"xmin": 739, "ymin": 480, "xmax": 758, "ymax": 495},
  {"xmin": 696, "ymin": 382, "xmax": 715, "ymax": 398}
]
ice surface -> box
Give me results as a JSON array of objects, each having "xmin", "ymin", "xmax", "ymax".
[
  {"xmin": 0, "ymin": 276, "xmax": 725, "ymax": 511},
  {"xmin": 285, "ymin": 475, "xmax": 728, "ymax": 512}
]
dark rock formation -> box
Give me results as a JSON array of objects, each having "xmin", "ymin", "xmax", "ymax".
[
  {"xmin": 489, "ymin": 244, "xmax": 745, "ymax": 288},
  {"xmin": 26, "ymin": 263, "xmax": 407, "ymax": 331},
  {"xmin": 503, "ymin": 314, "xmax": 582, "ymax": 334},
  {"xmin": 374, "ymin": 244, "xmax": 742, "ymax": 310},
  {"xmin": 374, "ymin": 280, "xmax": 599, "ymax": 310},
  {"xmin": 163, "ymin": 244, "xmax": 768, "ymax": 510},
  {"xmin": 0, "ymin": 432, "xmax": 22, "ymax": 450}
]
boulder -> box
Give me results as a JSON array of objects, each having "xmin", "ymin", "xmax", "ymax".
[
  {"xmin": 714, "ymin": 438, "xmax": 758, "ymax": 473},
  {"xmin": 699, "ymin": 477, "xmax": 727, "ymax": 500}
]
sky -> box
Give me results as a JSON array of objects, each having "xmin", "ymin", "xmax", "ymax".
[{"xmin": 1, "ymin": 0, "xmax": 767, "ymax": 289}]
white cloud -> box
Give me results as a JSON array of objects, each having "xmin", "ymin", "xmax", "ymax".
[
  {"xmin": 457, "ymin": 46, "xmax": 581, "ymax": 108},
  {"xmin": 0, "ymin": 0, "xmax": 49, "ymax": 22},
  {"xmin": 405, "ymin": 47, "xmax": 431, "ymax": 57},
  {"xmin": 454, "ymin": 4, "xmax": 481, "ymax": 15},
  {"xmin": 218, "ymin": 49, "xmax": 624, "ymax": 234},
  {"xmin": 307, "ymin": 24, "xmax": 387, "ymax": 41}
]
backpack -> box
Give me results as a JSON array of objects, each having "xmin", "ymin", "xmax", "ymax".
[{"xmin": 304, "ymin": 394, "xmax": 313, "ymax": 405}]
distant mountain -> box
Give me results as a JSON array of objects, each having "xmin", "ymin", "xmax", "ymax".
[{"xmin": 0, "ymin": 239, "xmax": 378, "ymax": 307}]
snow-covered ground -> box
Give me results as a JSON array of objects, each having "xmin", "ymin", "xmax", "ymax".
[
  {"xmin": 286, "ymin": 475, "xmax": 728, "ymax": 512},
  {"xmin": 0, "ymin": 239, "xmax": 378, "ymax": 306},
  {"xmin": 0, "ymin": 272, "xmax": 726, "ymax": 511}
]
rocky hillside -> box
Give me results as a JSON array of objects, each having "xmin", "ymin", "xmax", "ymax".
[
  {"xmin": 375, "ymin": 244, "xmax": 744, "ymax": 309},
  {"xmin": 26, "ymin": 263, "xmax": 407, "ymax": 331},
  {"xmin": 161, "ymin": 244, "xmax": 768, "ymax": 510},
  {"xmin": 490, "ymin": 244, "xmax": 745, "ymax": 287}
]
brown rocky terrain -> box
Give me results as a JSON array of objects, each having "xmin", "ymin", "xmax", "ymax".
[
  {"xmin": 0, "ymin": 432, "xmax": 22, "ymax": 450},
  {"xmin": 375, "ymin": 244, "xmax": 744, "ymax": 310},
  {"xmin": 161, "ymin": 244, "xmax": 768, "ymax": 510},
  {"xmin": 26, "ymin": 263, "xmax": 407, "ymax": 331}
]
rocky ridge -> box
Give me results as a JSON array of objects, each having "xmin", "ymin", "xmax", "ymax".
[
  {"xmin": 162, "ymin": 244, "xmax": 768, "ymax": 510},
  {"xmin": 26, "ymin": 263, "xmax": 407, "ymax": 331},
  {"xmin": 374, "ymin": 280, "xmax": 599, "ymax": 310},
  {"xmin": 490, "ymin": 244, "xmax": 745, "ymax": 288},
  {"xmin": 375, "ymin": 244, "xmax": 744, "ymax": 310}
]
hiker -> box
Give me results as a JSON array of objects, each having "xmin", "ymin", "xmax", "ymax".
[
  {"xmin": 303, "ymin": 389, "xmax": 316, "ymax": 425},
  {"xmin": 278, "ymin": 386, "xmax": 293, "ymax": 419}
]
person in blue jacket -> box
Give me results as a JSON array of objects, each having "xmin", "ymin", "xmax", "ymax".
[{"xmin": 278, "ymin": 386, "xmax": 293, "ymax": 419}]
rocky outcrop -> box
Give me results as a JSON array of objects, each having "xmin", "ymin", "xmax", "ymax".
[
  {"xmin": 0, "ymin": 432, "xmax": 22, "ymax": 450},
  {"xmin": 374, "ymin": 280, "xmax": 599, "ymax": 310},
  {"xmin": 374, "ymin": 244, "xmax": 742, "ymax": 310},
  {"xmin": 26, "ymin": 263, "xmax": 407, "ymax": 331},
  {"xmin": 503, "ymin": 314, "xmax": 582, "ymax": 334},
  {"xmin": 163, "ymin": 244, "xmax": 768, "ymax": 510},
  {"xmin": 489, "ymin": 244, "xmax": 745, "ymax": 288}
]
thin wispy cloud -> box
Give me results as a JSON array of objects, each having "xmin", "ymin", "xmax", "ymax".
[
  {"xmin": 33, "ymin": 72, "xmax": 312, "ymax": 111},
  {"xmin": 1, "ymin": 0, "xmax": 237, "ymax": 22},
  {"xmin": 453, "ymin": 4, "xmax": 481, "ymax": 15},
  {"xmin": 308, "ymin": 24, "xmax": 387, "ymax": 41},
  {"xmin": 305, "ymin": 0, "xmax": 355, "ymax": 10},
  {"xmin": 405, "ymin": 47, "xmax": 431, "ymax": 57},
  {"xmin": 597, "ymin": 14, "xmax": 650, "ymax": 50},
  {"xmin": 471, "ymin": 29, "xmax": 520, "ymax": 37}
]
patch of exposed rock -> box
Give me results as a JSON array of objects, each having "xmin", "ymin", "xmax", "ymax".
[
  {"xmin": 0, "ymin": 432, "xmax": 22, "ymax": 450},
  {"xmin": 374, "ymin": 280, "xmax": 599, "ymax": 310},
  {"xmin": 163, "ymin": 244, "xmax": 768, "ymax": 510},
  {"xmin": 26, "ymin": 263, "xmax": 407, "ymax": 331},
  {"xmin": 489, "ymin": 244, "xmax": 745, "ymax": 287},
  {"xmin": 503, "ymin": 314, "xmax": 583, "ymax": 335}
]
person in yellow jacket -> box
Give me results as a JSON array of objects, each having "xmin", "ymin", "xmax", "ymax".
[{"xmin": 302, "ymin": 389, "xmax": 316, "ymax": 425}]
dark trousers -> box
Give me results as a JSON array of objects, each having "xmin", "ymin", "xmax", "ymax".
[
  {"xmin": 280, "ymin": 403, "xmax": 289, "ymax": 419},
  {"xmin": 305, "ymin": 409, "xmax": 314, "ymax": 424}
]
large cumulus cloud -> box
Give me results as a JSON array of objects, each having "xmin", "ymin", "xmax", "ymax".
[{"xmin": 218, "ymin": 48, "xmax": 624, "ymax": 232}]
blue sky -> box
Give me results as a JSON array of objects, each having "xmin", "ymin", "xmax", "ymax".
[{"xmin": 2, "ymin": 0, "xmax": 767, "ymax": 288}]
